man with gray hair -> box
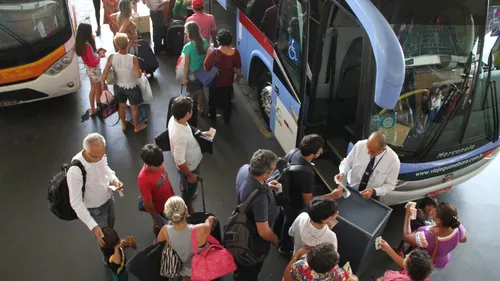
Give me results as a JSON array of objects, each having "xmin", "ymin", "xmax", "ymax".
[
  {"xmin": 234, "ymin": 149, "xmax": 280, "ymax": 281},
  {"xmin": 335, "ymin": 131, "xmax": 400, "ymax": 200},
  {"xmin": 67, "ymin": 133, "xmax": 123, "ymax": 248}
]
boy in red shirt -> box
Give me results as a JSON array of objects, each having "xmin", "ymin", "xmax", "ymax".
[{"xmin": 138, "ymin": 144, "xmax": 175, "ymax": 236}]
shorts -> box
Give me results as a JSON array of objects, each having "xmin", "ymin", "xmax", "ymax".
[
  {"xmin": 86, "ymin": 65, "xmax": 102, "ymax": 82},
  {"xmin": 186, "ymin": 71, "xmax": 203, "ymax": 93},
  {"xmin": 114, "ymin": 84, "xmax": 143, "ymax": 105}
]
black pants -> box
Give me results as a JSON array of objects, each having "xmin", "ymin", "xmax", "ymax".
[
  {"xmin": 209, "ymin": 85, "xmax": 233, "ymax": 124},
  {"xmin": 92, "ymin": 0, "xmax": 101, "ymax": 26},
  {"xmin": 149, "ymin": 10, "xmax": 165, "ymax": 52},
  {"xmin": 280, "ymin": 208, "xmax": 300, "ymax": 252},
  {"xmin": 233, "ymin": 261, "xmax": 264, "ymax": 281}
]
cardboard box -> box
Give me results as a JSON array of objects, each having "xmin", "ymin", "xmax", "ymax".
[{"xmin": 133, "ymin": 12, "xmax": 150, "ymax": 34}]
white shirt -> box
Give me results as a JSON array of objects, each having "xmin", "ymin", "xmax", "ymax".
[
  {"xmin": 111, "ymin": 53, "xmax": 138, "ymax": 89},
  {"xmin": 289, "ymin": 212, "xmax": 338, "ymax": 253},
  {"xmin": 67, "ymin": 152, "xmax": 118, "ymax": 231},
  {"xmin": 338, "ymin": 139, "xmax": 400, "ymax": 196},
  {"xmin": 168, "ymin": 116, "xmax": 203, "ymax": 171},
  {"xmin": 142, "ymin": 0, "xmax": 167, "ymax": 11}
]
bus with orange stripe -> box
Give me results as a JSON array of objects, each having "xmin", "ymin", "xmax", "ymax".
[
  {"xmin": 227, "ymin": 0, "xmax": 500, "ymax": 207},
  {"xmin": 0, "ymin": 0, "xmax": 81, "ymax": 107}
]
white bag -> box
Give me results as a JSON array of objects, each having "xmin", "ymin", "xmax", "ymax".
[
  {"xmin": 175, "ymin": 54, "xmax": 185, "ymax": 83},
  {"xmin": 138, "ymin": 75, "xmax": 153, "ymax": 104},
  {"xmin": 100, "ymin": 89, "xmax": 114, "ymax": 104}
]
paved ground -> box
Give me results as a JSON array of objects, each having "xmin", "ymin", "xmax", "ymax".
[{"xmin": 0, "ymin": 1, "xmax": 499, "ymax": 281}]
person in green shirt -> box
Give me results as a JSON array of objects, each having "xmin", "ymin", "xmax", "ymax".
[{"xmin": 182, "ymin": 21, "xmax": 209, "ymax": 115}]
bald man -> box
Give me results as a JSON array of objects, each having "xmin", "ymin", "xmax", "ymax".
[{"xmin": 334, "ymin": 132, "xmax": 400, "ymax": 199}]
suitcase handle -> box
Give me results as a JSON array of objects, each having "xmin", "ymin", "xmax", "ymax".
[{"xmin": 197, "ymin": 177, "xmax": 205, "ymax": 213}]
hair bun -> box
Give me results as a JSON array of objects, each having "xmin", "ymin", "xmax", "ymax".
[
  {"xmin": 172, "ymin": 212, "xmax": 183, "ymax": 222},
  {"xmin": 450, "ymin": 218, "xmax": 461, "ymax": 229}
]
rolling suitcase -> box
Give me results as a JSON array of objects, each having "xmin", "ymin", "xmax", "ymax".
[
  {"xmin": 165, "ymin": 19, "xmax": 185, "ymax": 57},
  {"xmin": 186, "ymin": 178, "xmax": 222, "ymax": 243},
  {"xmin": 137, "ymin": 39, "xmax": 159, "ymax": 76}
]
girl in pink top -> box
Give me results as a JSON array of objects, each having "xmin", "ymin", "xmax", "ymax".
[
  {"xmin": 403, "ymin": 202, "xmax": 467, "ymax": 269},
  {"xmin": 75, "ymin": 23, "xmax": 106, "ymax": 116}
]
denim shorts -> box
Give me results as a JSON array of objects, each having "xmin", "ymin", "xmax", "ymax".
[
  {"xmin": 186, "ymin": 71, "xmax": 203, "ymax": 93},
  {"xmin": 114, "ymin": 84, "xmax": 143, "ymax": 105}
]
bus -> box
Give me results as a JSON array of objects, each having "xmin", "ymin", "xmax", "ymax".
[
  {"xmin": 228, "ymin": 0, "xmax": 500, "ymax": 206},
  {"xmin": 0, "ymin": 0, "xmax": 81, "ymax": 107}
]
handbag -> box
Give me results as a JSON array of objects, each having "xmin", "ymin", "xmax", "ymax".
[
  {"xmin": 105, "ymin": 54, "xmax": 117, "ymax": 85},
  {"xmin": 190, "ymin": 226, "xmax": 237, "ymax": 281},
  {"xmin": 96, "ymin": 89, "xmax": 118, "ymax": 120},
  {"xmin": 160, "ymin": 239, "xmax": 183, "ymax": 278},
  {"xmin": 126, "ymin": 242, "xmax": 168, "ymax": 281},
  {"xmin": 154, "ymin": 125, "xmax": 213, "ymax": 154},
  {"xmin": 195, "ymin": 49, "xmax": 219, "ymax": 87}
]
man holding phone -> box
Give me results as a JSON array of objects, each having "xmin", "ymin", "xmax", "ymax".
[{"xmin": 67, "ymin": 133, "xmax": 123, "ymax": 250}]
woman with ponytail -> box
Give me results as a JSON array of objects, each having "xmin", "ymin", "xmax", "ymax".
[
  {"xmin": 402, "ymin": 202, "xmax": 467, "ymax": 269},
  {"xmin": 183, "ymin": 21, "xmax": 209, "ymax": 115},
  {"xmin": 157, "ymin": 196, "xmax": 217, "ymax": 280}
]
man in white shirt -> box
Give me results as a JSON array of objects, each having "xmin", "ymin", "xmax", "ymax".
[
  {"xmin": 289, "ymin": 197, "xmax": 339, "ymax": 253},
  {"xmin": 168, "ymin": 96, "xmax": 204, "ymax": 214},
  {"xmin": 67, "ymin": 133, "xmax": 123, "ymax": 247},
  {"xmin": 335, "ymin": 131, "xmax": 400, "ymax": 199}
]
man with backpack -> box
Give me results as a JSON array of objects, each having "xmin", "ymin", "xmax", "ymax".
[
  {"xmin": 228, "ymin": 149, "xmax": 280, "ymax": 281},
  {"xmin": 276, "ymin": 134, "xmax": 344, "ymax": 255},
  {"xmin": 66, "ymin": 133, "xmax": 123, "ymax": 248}
]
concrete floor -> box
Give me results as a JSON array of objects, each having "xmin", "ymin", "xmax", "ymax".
[{"xmin": 0, "ymin": 1, "xmax": 499, "ymax": 281}]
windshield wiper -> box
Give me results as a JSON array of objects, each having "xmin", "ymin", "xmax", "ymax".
[
  {"xmin": 0, "ymin": 21, "xmax": 36, "ymax": 51},
  {"xmin": 415, "ymin": 84, "xmax": 466, "ymax": 161},
  {"xmin": 481, "ymin": 51, "xmax": 500, "ymax": 142}
]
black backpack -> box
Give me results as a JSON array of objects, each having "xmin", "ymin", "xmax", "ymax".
[
  {"xmin": 223, "ymin": 188, "xmax": 269, "ymax": 266},
  {"xmin": 48, "ymin": 160, "xmax": 86, "ymax": 221},
  {"xmin": 269, "ymin": 148, "xmax": 314, "ymax": 206}
]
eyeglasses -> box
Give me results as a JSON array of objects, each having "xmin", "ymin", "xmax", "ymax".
[{"xmin": 88, "ymin": 152, "xmax": 106, "ymax": 161}]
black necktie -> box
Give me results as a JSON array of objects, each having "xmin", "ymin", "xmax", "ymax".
[{"xmin": 359, "ymin": 156, "xmax": 375, "ymax": 191}]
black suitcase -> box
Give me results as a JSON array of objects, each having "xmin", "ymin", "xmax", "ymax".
[
  {"xmin": 137, "ymin": 39, "xmax": 159, "ymax": 75},
  {"xmin": 165, "ymin": 19, "xmax": 185, "ymax": 57},
  {"xmin": 186, "ymin": 178, "xmax": 222, "ymax": 243}
]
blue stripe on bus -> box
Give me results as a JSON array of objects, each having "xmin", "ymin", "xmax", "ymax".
[{"xmin": 347, "ymin": 141, "xmax": 500, "ymax": 173}]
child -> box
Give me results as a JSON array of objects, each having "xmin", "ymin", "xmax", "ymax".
[
  {"xmin": 101, "ymin": 227, "xmax": 135, "ymax": 281},
  {"xmin": 75, "ymin": 23, "xmax": 106, "ymax": 116},
  {"xmin": 396, "ymin": 197, "xmax": 438, "ymax": 256}
]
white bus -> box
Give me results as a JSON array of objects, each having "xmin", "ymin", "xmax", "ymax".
[{"xmin": 0, "ymin": 0, "xmax": 81, "ymax": 107}]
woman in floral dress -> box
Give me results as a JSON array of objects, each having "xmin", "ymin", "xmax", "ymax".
[{"xmin": 103, "ymin": 0, "xmax": 120, "ymax": 34}]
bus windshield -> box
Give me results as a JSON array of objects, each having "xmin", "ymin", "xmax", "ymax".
[
  {"xmin": 0, "ymin": 0, "xmax": 68, "ymax": 51},
  {"xmin": 369, "ymin": 0, "xmax": 488, "ymax": 154}
]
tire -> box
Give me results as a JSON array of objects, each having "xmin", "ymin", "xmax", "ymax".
[{"xmin": 257, "ymin": 71, "xmax": 272, "ymax": 127}]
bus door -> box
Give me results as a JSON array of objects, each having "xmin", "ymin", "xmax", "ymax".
[{"xmin": 304, "ymin": 0, "xmax": 404, "ymax": 178}]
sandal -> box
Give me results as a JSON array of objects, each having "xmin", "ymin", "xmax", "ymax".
[{"xmin": 134, "ymin": 123, "xmax": 147, "ymax": 133}]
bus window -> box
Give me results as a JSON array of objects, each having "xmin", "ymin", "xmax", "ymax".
[
  {"xmin": 276, "ymin": 0, "xmax": 306, "ymax": 93},
  {"xmin": 368, "ymin": 0, "xmax": 486, "ymax": 155},
  {"xmin": 239, "ymin": 0, "xmax": 276, "ymax": 39}
]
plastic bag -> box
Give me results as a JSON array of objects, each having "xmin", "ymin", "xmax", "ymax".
[
  {"xmin": 100, "ymin": 89, "xmax": 114, "ymax": 104},
  {"xmin": 175, "ymin": 54, "xmax": 185, "ymax": 83},
  {"xmin": 138, "ymin": 75, "xmax": 153, "ymax": 104}
]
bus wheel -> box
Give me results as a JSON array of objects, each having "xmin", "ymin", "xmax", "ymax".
[{"xmin": 258, "ymin": 71, "xmax": 272, "ymax": 127}]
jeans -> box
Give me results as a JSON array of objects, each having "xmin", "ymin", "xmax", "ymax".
[
  {"xmin": 209, "ymin": 85, "xmax": 233, "ymax": 124},
  {"xmin": 280, "ymin": 208, "xmax": 300, "ymax": 252},
  {"xmin": 233, "ymin": 261, "xmax": 264, "ymax": 281},
  {"xmin": 88, "ymin": 198, "xmax": 115, "ymax": 229},
  {"xmin": 178, "ymin": 165, "xmax": 200, "ymax": 210},
  {"xmin": 149, "ymin": 10, "xmax": 165, "ymax": 52}
]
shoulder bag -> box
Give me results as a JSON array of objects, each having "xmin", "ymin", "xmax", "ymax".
[
  {"xmin": 160, "ymin": 230, "xmax": 183, "ymax": 278},
  {"xmin": 105, "ymin": 54, "xmax": 117, "ymax": 85},
  {"xmin": 195, "ymin": 49, "xmax": 219, "ymax": 87},
  {"xmin": 190, "ymin": 226, "xmax": 237, "ymax": 281}
]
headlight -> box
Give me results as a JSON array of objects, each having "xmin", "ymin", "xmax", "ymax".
[{"xmin": 44, "ymin": 48, "xmax": 74, "ymax": 76}]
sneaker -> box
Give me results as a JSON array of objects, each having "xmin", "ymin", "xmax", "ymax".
[{"xmin": 278, "ymin": 246, "xmax": 293, "ymax": 255}]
